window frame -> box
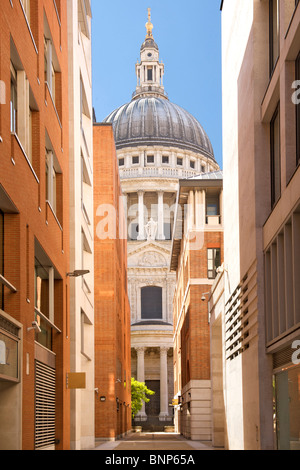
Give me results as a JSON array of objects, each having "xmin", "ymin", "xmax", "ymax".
[
  {"xmin": 296, "ymin": 51, "xmax": 300, "ymax": 167},
  {"xmin": 0, "ymin": 211, "xmax": 4, "ymax": 311},
  {"xmin": 270, "ymin": 104, "xmax": 281, "ymax": 208},
  {"xmin": 207, "ymin": 248, "xmax": 221, "ymax": 280},
  {"xmin": 10, "ymin": 62, "xmax": 18, "ymax": 134},
  {"xmin": 141, "ymin": 286, "xmax": 163, "ymax": 320},
  {"xmin": 269, "ymin": 0, "xmax": 280, "ymax": 77}
]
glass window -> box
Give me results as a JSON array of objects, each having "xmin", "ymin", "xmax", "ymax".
[
  {"xmin": 119, "ymin": 158, "xmax": 125, "ymax": 167},
  {"xmin": 164, "ymin": 222, "xmax": 171, "ymax": 240},
  {"xmin": 207, "ymin": 248, "xmax": 221, "ymax": 279},
  {"xmin": 130, "ymin": 223, "xmax": 139, "ymax": 241},
  {"xmin": 206, "ymin": 196, "xmax": 220, "ymax": 217},
  {"xmin": 46, "ymin": 150, "xmax": 60, "ymax": 216},
  {"xmin": 0, "ymin": 330, "xmax": 19, "ymax": 381},
  {"xmin": 177, "ymin": 158, "xmax": 183, "ymax": 166},
  {"xmin": 141, "ymin": 286, "xmax": 162, "ymax": 319},
  {"xmin": 147, "ymin": 155, "xmax": 154, "ymax": 164},
  {"xmin": 296, "ymin": 52, "xmax": 300, "ymax": 167},
  {"xmin": 190, "ymin": 160, "xmax": 195, "ymax": 169},
  {"xmin": 10, "ymin": 63, "xmax": 17, "ymax": 134},
  {"xmin": 270, "ymin": 105, "xmax": 281, "ymax": 207},
  {"xmin": 34, "ymin": 257, "xmax": 55, "ymax": 351},
  {"xmin": 162, "ymin": 156, "xmax": 169, "ymax": 164},
  {"xmin": 270, "ymin": 0, "xmax": 279, "ymax": 76},
  {"xmin": 275, "ymin": 365, "xmax": 300, "ymax": 450},
  {"xmin": 132, "ymin": 156, "xmax": 139, "ymax": 165},
  {"xmin": 20, "ymin": 0, "xmax": 31, "ymax": 22},
  {"xmin": 0, "ymin": 211, "xmax": 3, "ymax": 310}
]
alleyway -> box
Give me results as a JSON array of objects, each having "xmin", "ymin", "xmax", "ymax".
[{"xmin": 94, "ymin": 432, "xmax": 220, "ymax": 451}]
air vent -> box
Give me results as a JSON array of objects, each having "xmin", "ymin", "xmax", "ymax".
[
  {"xmin": 273, "ymin": 345, "xmax": 294, "ymax": 370},
  {"xmin": 35, "ymin": 361, "xmax": 56, "ymax": 450}
]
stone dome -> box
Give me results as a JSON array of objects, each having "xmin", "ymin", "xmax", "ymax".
[{"xmin": 103, "ymin": 96, "xmax": 215, "ymax": 161}]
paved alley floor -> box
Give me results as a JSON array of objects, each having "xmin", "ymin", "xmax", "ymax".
[{"xmin": 94, "ymin": 432, "xmax": 220, "ymax": 451}]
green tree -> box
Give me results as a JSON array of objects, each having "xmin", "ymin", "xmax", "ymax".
[{"xmin": 131, "ymin": 378, "xmax": 155, "ymax": 418}]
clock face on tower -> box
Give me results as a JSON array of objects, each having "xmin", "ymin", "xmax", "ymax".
[{"xmin": 147, "ymin": 53, "xmax": 152, "ymax": 57}]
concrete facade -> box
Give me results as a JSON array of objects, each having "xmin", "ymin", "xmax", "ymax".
[
  {"xmin": 210, "ymin": 0, "xmax": 300, "ymax": 450},
  {"xmin": 67, "ymin": 0, "xmax": 95, "ymax": 450},
  {"xmin": 171, "ymin": 175, "xmax": 223, "ymax": 441}
]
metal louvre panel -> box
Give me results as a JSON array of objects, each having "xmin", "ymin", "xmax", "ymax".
[
  {"xmin": 273, "ymin": 345, "xmax": 293, "ymax": 370},
  {"xmin": 35, "ymin": 361, "xmax": 56, "ymax": 450}
]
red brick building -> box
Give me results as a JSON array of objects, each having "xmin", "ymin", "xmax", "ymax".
[
  {"xmin": 0, "ymin": 0, "xmax": 70, "ymax": 450},
  {"xmin": 93, "ymin": 123, "xmax": 131, "ymax": 442},
  {"xmin": 170, "ymin": 172, "xmax": 223, "ymax": 441}
]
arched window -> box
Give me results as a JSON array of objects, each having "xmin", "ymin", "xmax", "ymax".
[{"xmin": 141, "ymin": 286, "xmax": 162, "ymax": 320}]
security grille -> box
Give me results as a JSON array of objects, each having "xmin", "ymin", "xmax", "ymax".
[
  {"xmin": 273, "ymin": 345, "xmax": 294, "ymax": 370},
  {"xmin": 35, "ymin": 361, "xmax": 56, "ymax": 450}
]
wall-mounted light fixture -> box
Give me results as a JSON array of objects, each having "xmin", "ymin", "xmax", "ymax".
[
  {"xmin": 27, "ymin": 321, "xmax": 41, "ymax": 333},
  {"xmin": 67, "ymin": 270, "xmax": 90, "ymax": 277}
]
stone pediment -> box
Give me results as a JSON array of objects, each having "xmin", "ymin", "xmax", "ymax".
[{"xmin": 128, "ymin": 242, "xmax": 170, "ymax": 268}]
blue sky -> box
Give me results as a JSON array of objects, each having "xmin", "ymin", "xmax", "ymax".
[{"xmin": 91, "ymin": 1, "xmax": 223, "ymax": 168}]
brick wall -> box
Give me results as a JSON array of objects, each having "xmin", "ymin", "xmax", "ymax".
[
  {"xmin": 93, "ymin": 124, "xmax": 131, "ymax": 440},
  {"xmin": 173, "ymin": 225, "xmax": 223, "ymax": 391},
  {"xmin": 0, "ymin": 0, "xmax": 70, "ymax": 449}
]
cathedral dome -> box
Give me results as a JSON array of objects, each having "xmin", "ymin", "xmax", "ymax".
[{"xmin": 103, "ymin": 96, "xmax": 215, "ymax": 160}]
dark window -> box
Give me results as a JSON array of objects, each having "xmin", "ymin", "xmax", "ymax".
[
  {"xmin": 132, "ymin": 156, "xmax": 139, "ymax": 165},
  {"xmin": 270, "ymin": 105, "xmax": 281, "ymax": 207},
  {"xmin": 190, "ymin": 160, "xmax": 195, "ymax": 169},
  {"xmin": 130, "ymin": 223, "xmax": 139, "ymax": 240},
  {"xmin": 147, "ymin": 155, "xmax": 154, "ymax": 164},
  {"xmin": 10, "ymin": 64, "xmax": 18, "ymax": 134},
  {"xmin": 147, "ymin": 67, "xmax": 153, "ymax": 81},
  {"xmin": 162, "ymin": 156, "xmax": 169, "ymax": 164},
  {"xmin": 119, "ymin": 158, "xmax": 124, "ymax": 167},
  {"xmin": 0, "ymin": 211, "xmax": 3, "ymax": 310},
  {"xmin": 201, "ymin": 165, "xmax": 206, "ymax": 173},
  {"xmin": 177, "ymin": 158, "xmax": 183, "ymax": 166},
  {"xmin": 296, "ymin": 52, "xmax": 300, "ymax": 166},
  {"xmin": 269, "ymin": 0, "xmax": 279, "ymax": 76},
  {"xmin": 141, "ymin": 286, "xmax": 162, "ymax": 319},
  {"xmin": 164, "ymin": 223, "xmax": 171, "ymax": 240},
  {"xmin": 206, "ymin": 196, "xmax": 220, "ymax": 217},
  {"xmin": 207, "ymin": 248, "xmax": 221, "ymax": 279}
]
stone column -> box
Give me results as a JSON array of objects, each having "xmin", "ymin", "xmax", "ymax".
[
  {"xmin": 188, "ymin": 190, "xmax": 195, "ymax": 230},
  {"xmin": 157, "ymin": 191, "xmax": 165, "ymax": 240},
  {"xmin": 137, "ymin": 190, "xmax": 145, "ymax": 240},
  {"xmin": 195, "ymin": 190, "xmax": 205, "ymax": 229},
  {"xmin": 136, "ymin": 347, "xmax": 147, "ymax": 420},
  {"xmin": 159, "ymin": 346, "xmax": 169, "ymax": 420}
]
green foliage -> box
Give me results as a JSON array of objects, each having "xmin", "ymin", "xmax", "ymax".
[{"xmin": 131, "ymin": 378, "xmax": 155, "ymax": 418}]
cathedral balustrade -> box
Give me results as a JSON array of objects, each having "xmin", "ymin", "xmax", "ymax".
[{"xmin": 119, "ymin": 166, "xmax": 201, "ymax": 180}]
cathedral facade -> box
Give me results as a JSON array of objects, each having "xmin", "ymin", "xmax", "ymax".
[{"xmin": 103, "ymin": 10, "xmax": 219, "ymax": 430}]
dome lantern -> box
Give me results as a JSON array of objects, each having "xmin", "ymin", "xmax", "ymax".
[
  {"xmin": 134, "ymin": 9, "xmax": 166, "ymax": 100},
  {"xmin": 103, "ymin": 9, "xmax": 216, "ymax": 164}
]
